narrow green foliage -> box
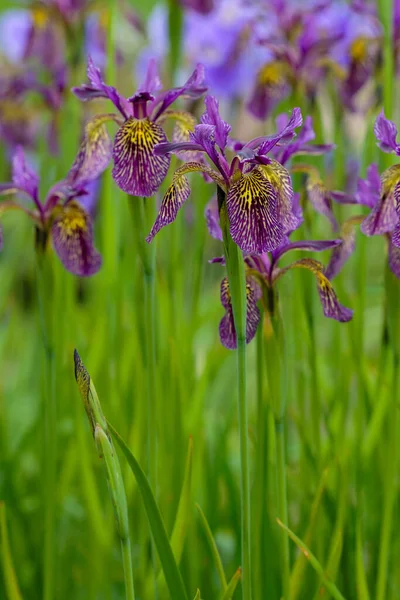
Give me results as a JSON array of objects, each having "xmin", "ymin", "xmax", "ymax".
[
  {"xmin": 219, "ymin": 568, "xmax": 242, "ymax": 600},
  {"xmin": 276, "ymin": 519, "xmax": 346, "ymax": 600},
  {"xmin": 0, "ymin": 504, "xmax": 22, "ymax": 600},
  {"xmin": 195, "ymin": 503, "xmax": 228, "ymax": 591},
  {"xmin": 108, "ymin": 422, "xmax": 189, "ymax": 600}
]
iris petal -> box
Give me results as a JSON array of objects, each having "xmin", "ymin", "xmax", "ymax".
[
  {"xmin": 258, "ymin": 160, "xmax": 299, "ymax": 233},
  {"xmin": 360, "ymin": 165, "xmax": 400, "ymax": 236},
  {"xmin": 226, "ymin": 167, "xmax": 285, "ymax": 253},
  {"xmin": 276, "ymin": 258, "xmax": 353, "ymax": 322},
  {"xmin": 219, "ymin": 276, "xmax": 261, "ymax": 349},
  {"xmin": 51, "ymin": 200, "xmax": 101, "ymax": 276},
  {"xmin": 146, "ymin": 161, "xmax": 224, "ymax": 242},
  {"xmin": 112, "ymin": 117, "xmax": 170, "ymax": 196}
]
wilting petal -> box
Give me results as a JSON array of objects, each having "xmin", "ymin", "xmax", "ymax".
[
  {"xmin": 146, "ymin": 161, "xmax": 224, "ymax": 242},
  {"xmin": 112, "ymin": 118, "xmax": 170, "ymax": 196},
  {"xmin": 276, "ymin": 258, "xmax": 353, "ymax": 322},
  {"xmin": 325, "ymin": 216, "xmax": 363, "ymax": 280},
  {"xmin": 389, "ymin": 238, "xmax": 400, "ymax": 278},
  {"xmin": 258, "ymin": 159, "xmax": 299, "ymax": 233},
  {"xmin": 151, "ymin": 63, "xmax": 206, "ymax": 122},
  {"xmin": 72, "ymin": 56, "xmax": 131, "ymax": 119},
  {"xmin": 51, "ymin": 200, "xmax": 102, "ymax": 276},
  {"xmin": 200, "ymin": 95, "xmax": 231, "ymax": 150},
  {"xmin": 374, "ymin": 111, "xmax": 400, "ymax": 155},
  {"xmin": 205, "ymin": 195, "xmax": 222, "ymax": 241},
  {"xmin": 67, "ymin": 114, "xmax": 117, "ymax": 187},
  {"xmin": 219, "ymin": 276, "xmax": 261, "ymax": 349},
  {"xmin": 226, "ymin": 168, "xmax": 284, "ymax": 253},
  {"xmin": 12, "ymin": 146, "xmax": 39, "ymax": 200}
]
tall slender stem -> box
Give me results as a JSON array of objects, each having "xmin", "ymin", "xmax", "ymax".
[
  {"xmin": 121, "ymin": 538, "xmax": 135, "ymax": 600},
  {"xmin": 275, "ymin": 417, "xmax": 290, "ymax": 600},
  {"xmin": 220, "ymin": 194, "xmax": 252, "ymax": 600},
  {"xmin": 36, "ymin": 247, "xmax": 57, "ymax": 600}
]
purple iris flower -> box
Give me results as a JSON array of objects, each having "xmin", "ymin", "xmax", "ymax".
[
  {"xmin": 147, "ymin": 97, "xmax": 304, "ymax": 253},
  {"xmin": 206, "ymin": 199, "xmax": 351, "ymax": 348},
  {"xmin": 0, "ymin": 117, "xmax": 111, "ymax": 276},
  {"xmin": 73, "ymin": 58, "xmax": 206, "ymax": 196},
  {"xmin": 179, "ymin": 0, "xmax": 214, "ymax": 14}
]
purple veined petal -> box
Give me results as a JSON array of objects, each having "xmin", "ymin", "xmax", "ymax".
[
  {"xmin": 329, "ymin": 190, "xmax": 357, "ymax": 204},
  {"xmin": 138, "ymin": 58, "xmax": 162, "ymax": 94},
  {"xmin": 112, "ymin": 118, "xmax": 171, "ymax": 196},
  {"xmin": 244, "ymin": 107, "xmax": 303, "ymax": 154},
  {"xmin": 356, "ymin": 163, "xmax": 380, "ymax": 208},
  {"xmin": 209, "ymin": 255, "xmax": 225, "ymax": 264},
  {"xmin": 360, "ymin": 192, "xmax": 398, "ymax": 236},
  {"xmin": 219, "ymin": 276, "xmax": 262, "ymax": 349},
  {"xmin": 205, "ymin": 195, "xmax": 222, "ymax": 240},
  {"xmin": 51, "ymin": 200, "xmax": 102, "ymax": 277},
  {"xmin": 151, "ymin": 63, "xmax": 207, "ymax": 122},
  {"xmin": 258, "ymin": 159, "xmax": 299, "ymax": 234},
  {"xmin": 226, "ymin": 167, "xmax": 285, "ymax": 254},
  {"xmin": 325, "ymin": 216, "xmax": 364, "ymax": 280},
  {"xmin": 275, "ymin": 258, "xmax": 353, "ymax": 322},
  {"xmin": 388, "ymin": 237, "xmax": 400, "ymax": 278},
  {"xmin": 66, "ymin": 114, "xmax": 116, "ymax": 187},
  {"xmin": 374, "ymin": 110, "xmax": 400, "ymax": 155},
  {"xmin": 190, "ymin": 124, "xmax": 230, "ymax": 179},
  {"xmin": 273, "ymin": 238, "xmax": 342, "ymax": 264},
  {"xmin": 12, "ymin": 146, "xmax": 40, "ymax": 200},
  {"xmin": 200, "ymin": 95, "xmax": 231, "ymax": 150},
  {"xmin": 72, "ymin": 56, "xmax": 131, "ymax": 119},
  {"xmin": 146, "ymin": 161, "xmax": 224, "ymax": 242}
]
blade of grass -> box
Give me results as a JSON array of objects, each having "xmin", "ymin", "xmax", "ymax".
[
  {"xmin": 276, "ymin": 519, "xmax": 346, "ymax": 600},
  {"xmin": 219, "ymin": 568, "xmax": 242, "ymax": 600},
  {"xmin": 0, "ymin": 503, "xmax": 22, "ymax": 600},
  {"xmin": 195, "ymin": 503, "xmax": 228, "ymax": 592},
  {"xmin": 108, "ymin": 422, "xmax": 189, "ymax": 600}
]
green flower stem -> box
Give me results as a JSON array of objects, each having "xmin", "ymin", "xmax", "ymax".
[
  {"xmin": 36, "ymin": 247, "xmax": 57, "ymax": 600},
  {"xmin": 378, "ymin": 0, "xmax": 394, "ymax": 120},
  {"xmin": 220, "ymin": 198, "xmax": 252, "ymax": 600},
  {"xmin": 95, "ymin": 426, "xmax": 135, "ymax": 600},
  {"xmin": 376, "ymin": 262, "xmax": 399, "ymax": 600},
  {"xmin": 264, "ymin": 308, "xmax": 290, "ymax": 600}
]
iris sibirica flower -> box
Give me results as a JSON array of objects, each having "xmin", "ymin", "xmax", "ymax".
[
  {"xmin": 0, "ymin": 117, "xmax": 111, "ymax": 276},
  {"xmin": 147, "ymin": 96, "xmax": 303, "ymax": 254},
  {"xmin": 73, "ymin": 58, "xmax": 206, "ymax": 196},
  {"xmin": 206, "ymin": 196, "xmax": 352, "ymax": 349}
]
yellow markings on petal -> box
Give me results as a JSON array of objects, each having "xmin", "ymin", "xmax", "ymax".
[
  {"xmin": 257, "ymin": 61, "xmax": 288, "ymax": 86},
  {"xmin": 350, "ymin": 37, "xmax": 368, "ymax": 63},
  {"xmin": 381, "ymin": 164, "xmax": 400, "ymax": 199},
  {"xmin": 32, "ymin": 6, "xmax": 49, "ymax": 28},
  {"xmin": 274, "ymin": 257, "xmax": 324, "ymax": 283},
  {"xmin": 173, "ymin": 161, "xmax": 225, "ymax": 189},
  {"xmin": 53, "ymin": 201, "xmax": 88, "ymax": 240}
]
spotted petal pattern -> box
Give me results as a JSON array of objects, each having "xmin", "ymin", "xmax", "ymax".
[
  {"xmin": 226, "ymin": 168, "xmax": 285, "ymax": 253},
  {"xmin": 51, "ymin": 200, "xmax": 102, "ymax": 276},
  {"xmin": 219, "ymin": 276, "xmax": 262, "ymax": 349},
  {"xmin": 146, "ymin": 162, "xmax": 224, "ymax": 242},
  {"xmin": 112, "ymin": 118, "xmax": 170, "ymax": 196},
  {"xmin": 276, "ymin": 258, "xmax": 353, "ymax": 322}
]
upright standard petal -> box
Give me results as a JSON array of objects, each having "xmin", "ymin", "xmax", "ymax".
[
  {"xmin": 151, "ymin": 63, "xmax": 206, "ymax": 122},
  {"xmin": 146, "ymin": 162, "xmax": 224, "ymax": 242},
  {"xmin": 112, "ymin": 118, "xmax": 170, "ymax": 196},
  {"xmin": 67, "ymin": 114, "xmax": 117, "ymax": 187},
  {"xmin": 226, "ymin": 168, "xmax": 285, "ymax": 253},
  {"xmin": 244, "ymin": 107, "xmax": 303, "ymax": 154},
  {"xmin": 374, "ymin": 111, "xmax": 400, "ymax": 155},
  {"xmin": 276, "ymin": 258, "xmax": 353, "ymax": 322},
  {"xmin": 219, "ymin": 276, "xmax": 261, "ymax": 349},
  {"xmin": 12, "ymin": 146, "xmax": 39, "ymax": 200},
  {"xmin": 51, "ymin": 200, "xmax": 102, "ymax": 277},
  {"xmin": 72, "ymin": 56, "xmax": 131, "ymax": 119},
  {"xmin": 200, "ymin": 95, "xmax": 231, "ymax": 150},
  {"xmin": 356, "ymin": 163, "xmax": 380, "ymax": 208}
]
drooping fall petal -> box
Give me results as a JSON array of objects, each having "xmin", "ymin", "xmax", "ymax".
[
  {"xmin": 51, "ymin": 200, "xmax": 102, "ymax": 276},
  {"xmin": 219, "ymin": 276, "xmax": 261, "ymax": 349}
]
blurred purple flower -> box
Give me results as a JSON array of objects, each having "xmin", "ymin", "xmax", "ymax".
[{"xmin": 0, "ymin": 118, "xmax": 111, "ymax": 276}]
